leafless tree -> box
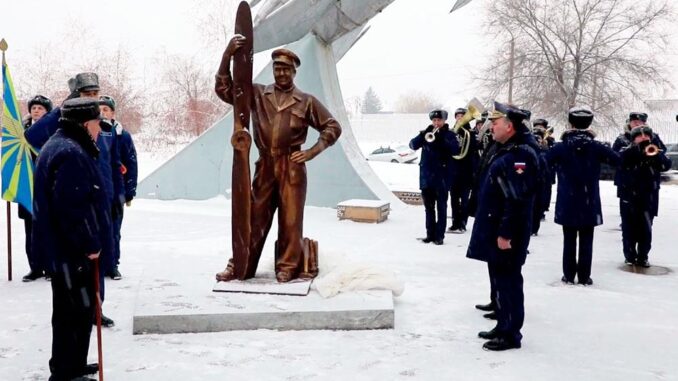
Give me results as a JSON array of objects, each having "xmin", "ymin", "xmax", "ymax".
[
  {"xmin": 193, "ymin": 0, "xmax": 239, "ymax": 53},
  {"xmin": 395, "ymin": 91, "xmax": 443, "ymax": 113},
  {"xmin": 91, "ymin": 47, "xmax": 146, "ymax": 133},
  {"xmin": 478, "ymin": 0, "xmax": 673, "ymax": 131},
  {"xmin": 150, "ymin": 51, "xmax": 230, "ymax": 137}
]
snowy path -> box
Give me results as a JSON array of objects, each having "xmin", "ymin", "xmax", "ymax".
[{"xmin": 1, "ymin": 179, "xmax": 677, "ymax": 380}]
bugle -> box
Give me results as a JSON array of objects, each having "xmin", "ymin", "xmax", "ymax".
[
  {"xmin": 425, "ymin": 126, "xmax": 441, "ymax": 143},
  {"xmin": 645, "ymin": 143, "xmax": 661, "ymax": 156}
]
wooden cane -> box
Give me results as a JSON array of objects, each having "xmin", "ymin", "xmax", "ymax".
[{"xmin": 94, "ymin": 257, "xmax": 104, "ymax": 381}]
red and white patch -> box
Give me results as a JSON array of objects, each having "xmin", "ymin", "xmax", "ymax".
[{"xmin": 514, "ymin": 162, "xmax": 526, "ymax": 174}]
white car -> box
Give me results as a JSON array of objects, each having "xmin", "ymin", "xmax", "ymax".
[{"xmin": 366, "ymin": 145, "xmax": 418, "ymax": 163}]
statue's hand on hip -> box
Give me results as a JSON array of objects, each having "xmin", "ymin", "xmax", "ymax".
[{"xmin": 290, "ymin": 148, "xmax": 319, "ymax": 163}]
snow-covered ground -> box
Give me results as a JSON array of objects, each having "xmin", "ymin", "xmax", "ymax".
[{"xmin": 1, "ymin": 154, "xmax": 678, "ymax": 380}]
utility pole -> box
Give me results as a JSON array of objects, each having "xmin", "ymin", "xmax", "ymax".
[{"xmin": 508, "ymin": 37, "xmax": 515, "ymax": 104}]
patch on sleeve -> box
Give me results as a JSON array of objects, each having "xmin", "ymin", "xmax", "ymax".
[{"xmin": 514, "ymin": 162, "xmax": 526, "ymax": 174}]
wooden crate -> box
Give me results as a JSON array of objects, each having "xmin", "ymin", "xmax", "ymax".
[{"xmin": 337, "ymin": 199, "xmax": 390, "ymax": 223}]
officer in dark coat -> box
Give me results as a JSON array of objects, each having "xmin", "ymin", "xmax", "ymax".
[
  {"xmin": 93, "ymin": 96, "xmax": 125, "ymax": 284},
  {"xmin": 25, "ymin": 73, "xmax": 118, "ymax": 326},
  {"xmin": 546, "ymin": 108, "xmax": 619, "ymax": 285},
  {"xmin": 99, "ymin": 95, "xmax": 138, "ymax": 279},
  {"xmin": 466, "ymin": 102, "xmax": 539, "ymax": 351},
  {"xmin": 530, "ymin": 122, "xmax": 553, "ymax": 236},
  {"xmin": 616, "ymin": 125, "xmax": 672, "ymax": 267},
  {"xmin": 448, "ymin": 107, "xmax": 479, "ymax": 233},
  {"xmin": 20, "ymin": 95, "xmax": 53, "ymax": 281},
  {"xmin": 410, "ymin": 110, "xmax": 460, "ymax": 245},
  {"xmin": 32, "ymin": 98, "xmax": 112, "ymax": 381}
]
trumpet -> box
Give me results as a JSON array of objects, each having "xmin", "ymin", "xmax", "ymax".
[
  {"xmin": 645, "ymin": 143, "xmax": 661, "ymax": 156},
  {"xmin": 453, "ymin": 98, "xmax": 485, "ymax": 159},
  {"xmin": 425, "ymin": 126, "xmax": 440, "ymax": 143}
]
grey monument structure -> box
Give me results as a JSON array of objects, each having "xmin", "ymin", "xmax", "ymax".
[{"xmin": 136, "ymin": 0, "xmax": 401, "ymax": 208}]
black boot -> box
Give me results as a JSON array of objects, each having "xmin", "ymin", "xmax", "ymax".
[
  {"xmin": 478, "ymin": 327, "xmax": 499, "ymax": 340},
  {"xmin": 482, "ymin": 337, "xmax": 521, "ymax": 351},
  {"xmin": 22, "ymin": 270, "xmax": 45, "ymax": 282},
  {"xmin": 417, "ymin": 237, "xmax": 433, "ymax": 243},
  {"xmin": 475, "ymin": 302, "xmax": 495, "ymax": 312},
  {"xmin": 109, "ymin": 266, "xmax": 122, "ymax": 280},
  {"xmin": 433, "ymin": 239, "xmax": 444, "ymax": 245},
  {"xmin": 76, "ymin": 363, "xmax": 99, "ymax": 376},
  {"xmin": 638, "ymin": 259, "xmax": 650, "ymax": 268},
  {"xmin": 561, "ymin": 276, "xmax": 574, "ymax": 285},
  {"xmin": 483, "ymin": 312, "xmax": 497, "ymax": 320},
  {"xmin": 578, "ymin": 278, "xmax": 593, "ymax": 286},
  {"xmin": 95, "ymin": 314, "xmax": 115, "ymax": 328}
]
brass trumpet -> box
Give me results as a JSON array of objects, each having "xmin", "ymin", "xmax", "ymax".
[
  {"xmin": 425, "ymin": 126, "xmax": 441, "ymax": 143},
  {"xmin": 645, "ymin": 143, "xmax": 661, "ymax": 156}
]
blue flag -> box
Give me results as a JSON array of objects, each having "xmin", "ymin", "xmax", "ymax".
[{"xmin": 2, "ymin": 58, "xmax": 37, "ymax": 213}]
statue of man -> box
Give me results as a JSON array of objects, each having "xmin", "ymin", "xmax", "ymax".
[{"xmin": 214, "ymin": 35, "xmax": 342, "ymax": 283}]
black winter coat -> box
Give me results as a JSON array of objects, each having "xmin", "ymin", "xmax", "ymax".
[
  {"xmin": 466, "ymin": 133, "xmax": 540, "ymax": 265},
  {"xmin": 32, "ymin": 121, "xmax": 114, "ymax": 274},
  {"xmin": 617, "ymin": 142, "xmax": 672, "ymax": 216},
  {"xmin": 410, "ymin": 124, "xmax": 460, "ymax": 190},
  {"xmin": 546, "ymin": 129, "xmax": 619, "ymax": 227},
  {"xmin": 448, "ymin": 124, "xmax": 479, "ymax": 185}
]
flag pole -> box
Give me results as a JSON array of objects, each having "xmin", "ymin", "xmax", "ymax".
[{"xmin": 0, "ymin": 38, "xmax": 12, "ymax": 281}]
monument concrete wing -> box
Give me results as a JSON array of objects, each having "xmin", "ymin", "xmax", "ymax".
[
  {"xmin": 450, "ymin": 0, "xmax": 476, "ymax": 13},
  {"xmin": 252, "ymin": 0, "xmax": 395, "ymax": 52},
  {"xmin": 136, "ymin": 33, "xmax": 398, "ymax": 208}
]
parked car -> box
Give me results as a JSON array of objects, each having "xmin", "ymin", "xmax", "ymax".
[
  {"xmin": 366, "ymin": 145, "xmax": 417, "ymax": 163},
  {"xmin": 665, "ymin": 143, "xmax": 678, "ymax": 170}
]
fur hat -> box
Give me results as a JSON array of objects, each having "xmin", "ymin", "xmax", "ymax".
[
  {"xmin": 27, "ymin": 95, "xmax": 53, "ymax": 113},
  {"xmin": 429, "ymin": 109, "xmax": 449, "ymax": 120},
  {"xmin": 568, "ymin": 107, "xmax": 594, "ymax": 129}
]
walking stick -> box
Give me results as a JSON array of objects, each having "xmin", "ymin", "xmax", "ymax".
[{"xmin": 93, "ymin": 257, "xmax": 104, "ymax": 381}]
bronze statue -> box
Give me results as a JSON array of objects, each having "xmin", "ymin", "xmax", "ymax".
[{"xmin": 215, "ymin": 4, "xmax": 342, "ymax": 283}]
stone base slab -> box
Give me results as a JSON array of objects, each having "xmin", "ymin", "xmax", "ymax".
[{"xmin": 133, "ymin": 273, "xmax": 394, "ymax": 334}]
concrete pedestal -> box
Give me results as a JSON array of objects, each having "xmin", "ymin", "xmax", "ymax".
[{"xmin": 133, "ymin": 272, "xmax": 394, "ymax": 334}]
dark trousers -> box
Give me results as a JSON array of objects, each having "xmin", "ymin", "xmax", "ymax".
[
  {"xmin": 19, "ymin": 206, "xmax": 40, "ymax": 272},
  {"xmin": 449, "ymin": 183, "xmax": 471, "ymax": 229},
  {"xmin": 490, "ymin": 259, "xmax": 524, "ymax": 343},
  {"xmin": 112, "ymin": 203, "xmax": 124, "ymax": 266},
  {"xmin": 487, "ymin": 262, "xmax": 497, "ymax": 308},
  {"xmin": 620, "ymin": 200, "xmax": 653, "ymax": 262},
  {"xmin": 422, "ymin": 187, "xmax": 448, "ymax": 240},
  {"xmin": 531, "ymin": 200, "xmax": 542, "ymax": 235},
  {"xmin": 23, "ymin": 217, "xmax": 41, "ymax": 272},
  {"xmin": 49, "ymin": 264, "xmax": 95, "ymax": 380},
  {"xmin": 562, "ymin": 226, "xmax": 594, "ymax": 283}
]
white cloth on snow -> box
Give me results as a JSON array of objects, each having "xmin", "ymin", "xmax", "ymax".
[{"xmin": 313, "ymin": 263, "xmax": 404, "ymax": 298}]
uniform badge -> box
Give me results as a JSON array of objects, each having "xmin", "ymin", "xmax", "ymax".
[{"xmin": 514, "ymin": 162, "xmax": 526, "ymax": 174}]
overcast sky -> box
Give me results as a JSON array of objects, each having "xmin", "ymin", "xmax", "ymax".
[{"xmin": 2, "ymin": 0, "xmax": 677, "ymax": 110}]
